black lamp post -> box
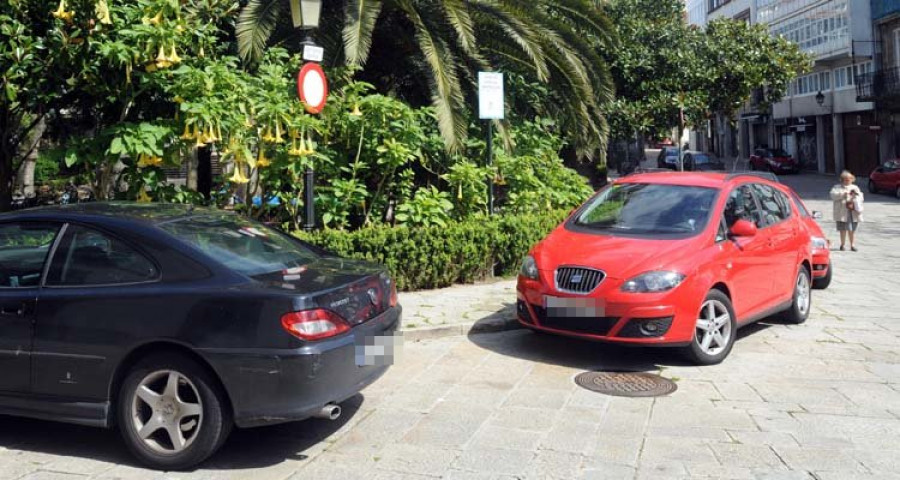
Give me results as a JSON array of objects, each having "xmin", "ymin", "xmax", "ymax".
[
  {"xmin": 815, "ymin": 91, "xmax": 825, "ymax": 107},
  {"xmin": 292, "ymin": 0, "xmax": 322, "ymax": 232}
]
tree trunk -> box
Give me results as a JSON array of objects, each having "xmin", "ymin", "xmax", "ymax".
[
  {"xmin": 186, "ymin": 147, "xmax": 199, "ymax": 192},
  {"xmin": 15, "ymin": 116, "xmax": 47, "ymax": 198}
]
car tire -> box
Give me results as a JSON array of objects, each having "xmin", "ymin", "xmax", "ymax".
[
  {"xmin": 783, "ymin": 266, "xmax": 812, "ymax": 324},
  {"xmin": 812, "ymin": 262, "xmax": 832, "ymax": 290},
  {"xmin": 868, "ymin": 179, "xmax": 878, "ymax": 194},
  {"xmin": 684, "ymin": 290, "xmax": 737, "ymax": 366},
  {"xmin": 117, "ymin": 353, "xmax": 232, "ymax": 471}
]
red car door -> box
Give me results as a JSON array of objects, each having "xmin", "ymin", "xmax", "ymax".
[
  {"xmin": 750, "ymin": 184, "xmax": 799, "ymax": 304},
  {"xmin": 720, "ymin": 184, "xmax": 775, "ymax": 319}
]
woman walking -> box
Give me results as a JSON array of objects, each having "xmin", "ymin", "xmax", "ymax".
[{"xmin": 830, "ymin": 170, "xmax": 864, "ymax": 251}]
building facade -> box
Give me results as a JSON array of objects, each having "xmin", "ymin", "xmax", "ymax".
[
  {"xmin": 686, "ymin": 0, "xmax": 881, "ymax": 176},
  {"xmin": 857, "ymin": 0, "xmax": 900, "ymax": 164},
  {"xmin": 765, "ymin": 0, "xmax": 878, "ymax": 176}
]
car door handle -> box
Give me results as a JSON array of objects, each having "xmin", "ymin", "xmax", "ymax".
[{"xmin": 0, "ymin": 305, "xmax": 25, "ymax": 317}]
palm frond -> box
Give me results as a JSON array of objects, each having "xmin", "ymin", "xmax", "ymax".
[
  {"xmin": 343, "ymin": 0, "xmax": 383, "ymax": 66},
  {"xmin": 470, "ymin": 2, "xmax": 551, "ymax": 82},
  {"xmin": 398, "ymin": 0, "xmax": 468, "ymax": 151},
  {"xmin": 236, "ymin": 0, "xmax": 282, "ymax": 64}
]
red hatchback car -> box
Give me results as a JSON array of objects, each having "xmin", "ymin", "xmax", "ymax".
[
  {"xmin": 868, "ymin": 159, "xmax": 900, "ymax": 198},
  {"xmin": 749, "ymin": 148, "xmax": 800, "ymax": 174},
  {"xmin": 517, "ymin": 172, "xmax": 815, "ymax": 365}
]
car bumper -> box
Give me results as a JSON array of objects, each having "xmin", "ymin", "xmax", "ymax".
[
  {"xmin": 812, "ymin": 249, "xmax": 830, "ymax": 278},
  {"xmin": 516, "ymin": 276, "xmax": 698, "ymax": 346},
  {"xmin": 201, "ymin": 306, "xmax": 402, "ymax": 428},
  {"xmin": 771, "ymin": 163, "xmax": 800, "ymax": 173}
]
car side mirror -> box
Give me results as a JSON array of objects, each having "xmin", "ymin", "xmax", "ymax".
[
  {"xmin": 811, "ymin": 210, "xmax": 823, "ymax": 219},
  {"xmin": 729, "ymin": 219, "xmax": 757, "ymax": 238}
]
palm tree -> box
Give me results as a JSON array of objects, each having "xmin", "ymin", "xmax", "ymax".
[{"xmin": 236, "ymin": 0, "xmax": 615, "ymax": 158}]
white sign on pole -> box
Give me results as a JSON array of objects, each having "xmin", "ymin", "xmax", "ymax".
[
  {"xmin": 478, "ymin": 72, "xmax": 504, "ymax": 120},
  {"xmin": 303, "ymin": 45, "xmax": 324, "ymax": 63}
]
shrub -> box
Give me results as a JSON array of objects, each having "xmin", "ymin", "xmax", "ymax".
[{"xmin": 295, "ymin": 209, "xmax": 570, "ymax": 291}]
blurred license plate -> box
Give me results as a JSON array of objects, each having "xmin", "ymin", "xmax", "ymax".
[
  {"xmin": 543, "ymin": 296, "xmax": 605, "ymax": 318},
  {"xmin": 355, "ymin": 333, "xmax": 403, "ymax": 367}
]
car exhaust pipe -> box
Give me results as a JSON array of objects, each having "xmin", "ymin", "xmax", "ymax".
[{"xmin": 314, "ymin": 403, "xmax": 341, "ymax": 420}]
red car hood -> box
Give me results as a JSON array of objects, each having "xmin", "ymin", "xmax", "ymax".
[{"xmin": 533, "ymin": 225, "xmax": 701, "ymax": 281}]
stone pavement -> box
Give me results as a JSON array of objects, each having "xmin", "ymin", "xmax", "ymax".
[{"xmin": 0, "ymin": 172, "xmax": 898, "ymax": 480}]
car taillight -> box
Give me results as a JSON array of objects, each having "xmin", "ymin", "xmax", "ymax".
[
  {"xmin": 281, "ymin": 309, "xmax": 350, "ymax": 341},
  {"xmin": 389, "ymin": 282, "xmax": 398, "ymax": 307}
]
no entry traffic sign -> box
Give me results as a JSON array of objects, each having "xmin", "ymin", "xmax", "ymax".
[{"xmin": 297, "ymin": 63, "xmax": 328, "ymax": 114}]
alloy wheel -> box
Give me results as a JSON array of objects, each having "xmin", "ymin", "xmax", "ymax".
[
  {"xmin": 796, "ymin": 272, "xmax": 811, "ymax": 317},
  {"xmin": 131, "ymin": 370, "xmax": 203, "ymax": 454},
  {"xmin": 695, "ymin": 299, "xmax": 733, "ymax": 356}
]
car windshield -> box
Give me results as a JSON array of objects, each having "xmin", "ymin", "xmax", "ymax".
[
  {"xmin": 160, "ymin": 215, "xmax": 319, "ymax": 277},
  {"xmin": 692, "ymin": 154, "xmax": 712, "ymax": 164},
  {"xmin": 665, "ymin": 149, "xmax": 680, "ymax": 157},
  {"xmin": 770, "ymin": 149, "xmax": 789, "ymax": 157},
  {"xmin": 572, "ymin": 183, "xmax": 718, "ymax": 237}
]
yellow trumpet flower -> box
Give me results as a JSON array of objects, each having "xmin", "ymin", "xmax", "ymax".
[
  {"xmin": 137, "ymin": 154, "xmax": 163, "ymax": 168},
  {"xmin": 351, "ymin": 104, "xmax": 362, "ymax": 116},
  {"xmin": 261, "ymin": 126, "xmax": 276, "ymax": 143},
  {"xmin": 149, "ymin": 11, "xmax": 163, "ymax": 25},
  {"xmin": 52, "ymin": 0, "xmax": 66, "ymax": 18},
  {"xmin": 137, "ymin": 189, "xmax": 152, "ymax": 203},
  {"xmin": 193, "ymin": 127, "xmax": 206, "ymax": 148},
  {"xmin": 257, "ymin": 149, "xmax": 271, "ymax": 168},
  {"xmin": 168, "ymin": 45, "xmax": 182, "ymax": 64},
  {"xmin": 230, "ymin": 165, "xmax": 249, "ymax": 184},
  {"xmin": 96, "ymin": 0, "xmax": 112, "ymax": 24},
  {"xmin": 144, "ymin": 62, "xmax": 157, "ymax": 73},
  {"xmin": 198, "ymin": 46, "xmax": 205, "ymax": 58},
  {"xmin": 155, "ymin": 46, "xmax": 172, "ymax": 69},
  {"xmin": 288, "ymin": 138, "xmax": 302, "ymax": 156},
  {"xmin": 179, "ymin": 123, "xmax": 193, "ymax": 140},
  {"xmin": 274, "ymin": 122, "xmax": 284, "ymax": 144}
]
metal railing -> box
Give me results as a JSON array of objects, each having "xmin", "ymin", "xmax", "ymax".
[{"xmin": 856, "ymin": 66, "xmax": 900, "ymax": 102}]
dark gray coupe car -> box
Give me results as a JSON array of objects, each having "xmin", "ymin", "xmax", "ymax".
[{"xmin": 0, "ymin": 203, "xmax": 400, "ymax": 469}]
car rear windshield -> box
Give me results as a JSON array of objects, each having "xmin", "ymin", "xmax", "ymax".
[
  {"xmin": 160, "ymin": 215, "xmax": 319, "ymax": 277},
  {"xmin": 570, "ymin": 183, "xmax": 718, "ymax": 237},
  {"xmin": 770, "ymin": 149, "xmax": 789, "ymax": 157}
]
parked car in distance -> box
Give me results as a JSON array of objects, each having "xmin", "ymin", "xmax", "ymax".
[
  {"xmin": 749, "ymin": 148, "xmax": 800, "ymax": 174},
  {"xmin": 683, "ymin": 151, "xmax": 726, "ymax": 171},
  {"xmin": 517, "ymin": 172, "xmax": 815, "ymax": 365},
  {"xmin": 787, "ymin": 191, "xmax": 831, "ymax": 289},
  {"xmin": 653, "ymin": 138, "xmax": 675, "ymax": 148},
  {"xmin": 0, "ymin": 203, "xmax": 401, "ymax": 470},
  {"xmin": 657, "ymin": 147, "xmax": 681, "ymax": 169},
  {"xmin": 868, "ymin": 159, "xmax": 900, "ymax": 198}
]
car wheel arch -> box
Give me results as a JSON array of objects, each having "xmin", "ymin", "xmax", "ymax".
[
  {"xmin": 710, "ymin": 282, "xmax": 731, "ymax": 300},
  {"xmin": 106, "ymin": 341, "xmax": 234, "ymax": 428}
]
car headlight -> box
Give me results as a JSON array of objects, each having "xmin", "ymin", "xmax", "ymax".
[
  {"xmin": 621, "ymin": 271, "xmax": 686, "ymax": 293},
  {"xmin": 811, "ymin": 237, "xmax": 828, "ymax": 250},
  {"xmin": 520, "ymin": 255, "xmax": 539, "ymax": 280}
]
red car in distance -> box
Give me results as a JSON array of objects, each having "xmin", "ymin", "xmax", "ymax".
[
  {"xmin": 750, "ymin": 148, "xmax": 801, "ymax": 174},
  {"xmin": 868, "ymin": 159, "xmax": 900, "ymax": 198},
  {"xmin": 517, "ymin": 172, "xmax": 815, "ymax": 365}
]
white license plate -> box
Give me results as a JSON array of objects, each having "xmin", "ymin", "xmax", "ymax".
[
  {"xmin": 355, "ymin": 333, "xmax": 403, "ymax": 366},
  {"xmin": 543, "ymin": 296, "xmax": 605, "ymax": 317}
]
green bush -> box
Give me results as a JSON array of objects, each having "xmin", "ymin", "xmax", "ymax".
[{"xmin": 295, "ymin": 210, "xmax": 570, "ymax": 291}]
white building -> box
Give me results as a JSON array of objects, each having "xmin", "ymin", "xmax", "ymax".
[
  {"xmin": 764, "ymin": 0, "xmax": 878, "ymax": 175},
  {"xmin": 686, "ymin": 0, "xmax": 878, "ymax": 175}
]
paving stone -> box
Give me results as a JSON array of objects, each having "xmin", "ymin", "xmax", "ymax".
[
  {"xmin": 487, "ymin": 407, "xmax": 559, "ymax": 432},
  {"xmin": 374, "ymin": 443, "xmax": 459, "ymax": 477},
  {"xmin": 451, "ymin": 448, "xmax": 534, "ymax": 476},
  {"xmin": 772, "ymin": 447, "xmax": 868, "ymax": 473},
  {"xmin": 578, "ymin": 464, "xmax": 637, "ymax": 480},
  {"xmin": 526, "ymin": 450, "xmax": 585, "ymax": 479},
  {"xmin": 709, "ymin": 443, "xmax": 786, "ymax": 469},
  {"xmin": 502, "ymin": 387, "xmax": 572, "ymax": 410},
  {"xmin": 470, "ymin": 425, "xmax": 541, "ymax": 452}
]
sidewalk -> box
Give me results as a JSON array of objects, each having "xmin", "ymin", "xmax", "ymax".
[{"xmin": 399, "ymin": 278, "xmax": 520, "ymax": 341}]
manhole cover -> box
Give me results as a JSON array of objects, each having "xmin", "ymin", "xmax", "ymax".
[{"xmin": 574, "ymin": 371, "xmax": 677, "ymax": 397}]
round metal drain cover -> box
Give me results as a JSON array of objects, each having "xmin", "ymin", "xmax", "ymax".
[{"xmin": 574, "ymin": 371, "xmax": 677, "ymax": 397}]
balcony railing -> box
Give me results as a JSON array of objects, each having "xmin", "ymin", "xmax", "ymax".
[{"xmin": 855, "ymin": 67, "xmax": 900, "ymax": 103}]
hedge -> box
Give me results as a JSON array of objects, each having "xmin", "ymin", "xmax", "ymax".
[{"xmin": 294, "ymin": 210, "xmax": 570, "ymax": 291}]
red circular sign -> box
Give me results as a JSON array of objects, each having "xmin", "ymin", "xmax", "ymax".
[{"xmin": 297, "ymin": 63, "xmax": 328, "ymax": 114}]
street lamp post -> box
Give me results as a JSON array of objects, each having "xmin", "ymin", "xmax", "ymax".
[{"xmin": 291, "ymin": 0, "xmax": 322, "ymax": 232}]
